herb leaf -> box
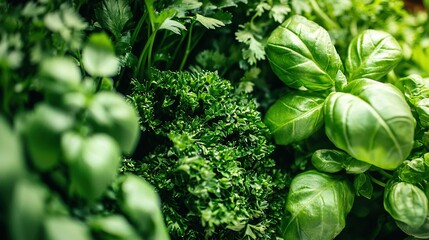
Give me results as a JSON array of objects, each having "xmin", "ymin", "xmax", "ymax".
[{"xmin": 95, "ymin": 0, "xmax": 132, "ymax": 39}]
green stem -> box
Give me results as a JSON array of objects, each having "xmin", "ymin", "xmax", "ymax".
[
  {"xmin": 136, "ymin": 30, "xmax": 157, "ymax": 78},
  {"xmin": 308, "ymin": 0, "xmax": 340, "ymax": 30},
  {"xmin": 131, "ymin": 11, "xmax": 147, "ymax": 46},
  {"xmin": 368, "ymin": 174, "xmax": 386, "ymax": 188},
  {"xmin": 378, "ymin": 169, "xmax": 393, "ymax": 179},
  {"xmin": 179, "ymin": 21, "xmax": 195, "ymax": 70}
]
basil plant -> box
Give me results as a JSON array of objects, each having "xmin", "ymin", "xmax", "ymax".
[
  {"xmin": 264, "ymin": 15, "xmax": 419, "ymax": 239},
  {"xmin": 265, "ymin": 15, "xmax": 415, "ymax": 171}
]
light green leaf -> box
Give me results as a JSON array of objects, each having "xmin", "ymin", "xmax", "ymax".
[
  {"xmin": 196, "ymin": 14, "xmax": 225, "ymax": 29},
  {"xmin": 44, "ymin": 217, "xmax": 92, "ymax": 240},
  {"xmin": 283, "ymin": 170, "xmax": 354, "ymax": 239},
  {"xmin": 82, "ymin": 32, "xmax": 119, "ymax": 77},
  {"xmin": 266, "ymin": 15, "xmax": 342, "ymax": 90},
  {"xmin": 346, "ymin": 30, "xmax": 402, "ymax": 81},
  {"xmin": 324, "ymin": 79, "xmax": 416, "ymax": 170},
  {"xmin": 264, "ymin": 91, "xmax": 325, "ymax": 145},
  {"xmin": 384, "ymin": 182, "xmax": 428, "ymax": 229},
  {"xmin": 159, "ymin": 18, "xmax": 186, "ymax": 35}
]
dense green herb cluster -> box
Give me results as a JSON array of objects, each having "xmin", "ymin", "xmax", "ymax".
[{"xmin": 128, "ymin": 70, "xmax": 288, "ymax": 239}]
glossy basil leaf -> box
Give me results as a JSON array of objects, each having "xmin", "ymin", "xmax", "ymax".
[
  {"xmin": 346, "ymin": 30, "xmax": 402, "ymax": 81},
  {"xmin": 119, "ymin": 175, "xmax": 170, "ymax": 240},
  {"xmin": 88, "ymin": 215, "xmax": 141, "ymax": 240},
  {"xmin": 82, "ymin": 32, "xmax": 119, "ymax": 77},
  {"xmin": 343, "ymin": 157, "xmax": 372, "ymax": 174},
  {"xmin": 88, "ymin": 92, "xmax": 140, "ymax": 155},
  {"xmin": 266, "ymin": 15, "xmax": 342, "ymax": 90},
  {"xmin": 397, "ymin": 215, "xmax": 429, "ymax": 239},
  {"xmin": 24, "ymin": 104, "xmax": 74, "ymax": 171},
  {"xmin": 264, "ymin": 92, "xmax": 325, "ymax": 145},
  {"xmin": 0, "ymin": 116, "xmax": 25, "ymax": 206},
  {"xmin": 398, "ymin": 158, "xmax": 427, "ymax": 184},
  {"xmin": 311, "ymin": 149, "xmax": 346, "ymax": 173},
  {"xmin": 324, "ymin": 79, "xmax": 416, "ymax": 170},
  {"xmin": 282, "ymin": 170, "xmax": 354, "ymax": 240},
  {"xmin": 69, "ymin": 134, "xmax": 121, "ymax": 201},
  {"xmin": 10, "ymin": 179, "xmax": 47, "ymax": 240},
  {"xmin": 353, "ymin": 173, "xmax": 373, "ymax": 199},
  {"xmin": 44, "ymin": 216, "xmax": 91, "ymax": 240},
  {"xmin": 384, "ymin": 182, "xmax": 428, "ymax": 229}
]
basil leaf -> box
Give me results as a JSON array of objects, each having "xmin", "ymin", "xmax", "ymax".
[
  {"xmin": 0, "ymin": 116, "xmax": 25, "ymax": 206},
  {"xmin": 44, "ymin": 216, "xmax": 92, "ymax": 240},
  {"xmin": 24, "ymin": 104, "xmax": 74, "ymax": 171},
  {"xmin": 384, "ymin": 182, "xmax": 428, "ymax": 229},
  {"xmin": 82, "ymin": 32, "xmax": 119, "ymax": 77},
  {"xmin": 324, "ymin": 79, "xmax": 415, "ymax": 170},
  {"xmin": 119, "ymin": 175, "xmax": 170, "ymax": 239},
  {"xmin": 282, "ymin": 170, "xmax": 354, "ymax": 240},
  {"xmin": 264, "ymin": 91, "xmax": 325, "ymax": 145},
  {"xmin": 88, "ymin": 92, "xmax": 140, "ymax": 155},
  {"xmin": 311, "ymin": 149, "xmax": 346, "ymax": 173},
  {"xmin": 397, "ymin": 215, "xmax": 429, "ymax": 239},
  {"xmin": 69, "ymin": 134, "xmax": 121, "ymax": 200},
  {"xmin": 346, "ymin": 30, "xmax": 402, "ymax": 81},
  {"xmin": 353, "ymin": 173, "xmax": 373, "ymax": 199},
  {"xmin": 266, "ymin": 15, "xmax": 342, "ymax": 90}
]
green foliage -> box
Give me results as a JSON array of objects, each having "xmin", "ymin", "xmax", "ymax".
[
  {"xmin": 128, "ymin": 69, "xmax": 288, "ymax": 239},
  {"xmin": 0, "ymin": 1, "xmax": 165, "ymax": 240},
  {"xmin": 282, "ymin": 170, "xmax": 354, "ymax": 240},
  {"xmin": 265, "ymin": 15, "xmax": 342, "ymax": 91},
  {"xmin": 325, "ymin": 79, "xmax": 416, "ymax": 170},
  {"xmin": 264, "ymin": 91, "xmax": 325, "ymax": 145},
  {"xmin": 263, "ymin": 14, "xmax": 427, "ymax": 239}
]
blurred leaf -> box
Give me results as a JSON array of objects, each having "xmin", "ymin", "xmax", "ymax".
[
  {"xmin": 0, "ymin": 116, "xmax": 25, "ymax": 207},
  {"xmin": 82, "ymin": 32, "xmax": 119, "ymax": 77},
  {"xmin": 44, "ymin": 216, "xmax": 91, "ymax": 240},
  {"xmin": 10, "ymin": 179, "xmax": 47, "ymax": 240},
  {"xmin": 89, "ymin": 215, "xmax": 141, "ymax": 240}
]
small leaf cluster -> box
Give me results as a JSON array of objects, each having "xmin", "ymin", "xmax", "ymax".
[{"xmin": 128, "ymin": 69, "xmax": 289, "ymax": 239}]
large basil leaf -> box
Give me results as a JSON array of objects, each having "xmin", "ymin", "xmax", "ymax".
[
  {"xmin": 266, "ymin": 15, "xmax": 342, "ymax": 90},
  {"xmin": 264, "ymin": 92, "xmax": 325, "ymax": 145},
  {"xmin": 384, "ymin": 182, "xmax": 428, "ymax": 229},
  {"xmin": 282, "ymin": 170, "xmax": 354, "ymax": 240},
  {"xmin": 346, "ymin": 30, "xmax": 402, "ymax": 81},
  {"xmin": 397, "ymin": 215, "xmax": 429, "ymax": 239},
  {"xmin": 324, "ymin": 79, "xmax": 415, "ymax": 170}
]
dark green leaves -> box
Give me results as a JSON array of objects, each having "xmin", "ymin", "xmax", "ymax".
[
  {"xmin": 346, "ymin": 30, "xmax": 402, "ymax": 81},
  {"xmin": 266, "ymin": 15, "xmax": 342, "ymax": 90},
  {"xmin": 264, "ymin": 92, "xmax": 325, "ymax": 145},
  {"xmin": 95, "ymin": 0, "xmax": 132, "ymax": 39},
  {"xmin": 324, "ymin": 79, "xmax": 415, "ymax": 170},
  {"xmin": 283, "ymin": 170, "xmax": 354, "ymax": 240}
]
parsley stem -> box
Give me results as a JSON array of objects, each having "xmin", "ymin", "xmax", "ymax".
[{"xmin": 179, "ymin": 21, "xmax": 195, "ymax": 70}]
